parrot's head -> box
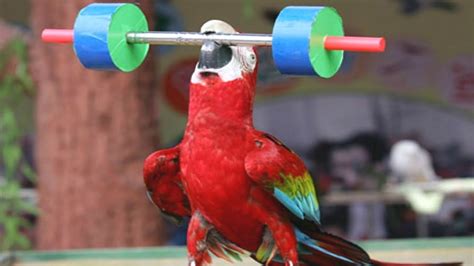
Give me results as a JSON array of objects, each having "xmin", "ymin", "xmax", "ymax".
[
  {"xmin": 188, "ymin": 20, "xmax": 258, "ymax": 124},
  {"xmin": 191, "ymin": 20, "xmax": 258, "ymax": 86}
]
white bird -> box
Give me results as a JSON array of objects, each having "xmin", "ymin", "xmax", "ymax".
[
  {"xmin": 389, "ymin": 140, "xmax": 442, "ymax": 214},
  {"xmin": 389, "ymin": 140, "xmax": 437, "ymax": 183},
  {"xmin": 388, "ymin": 140, "xmax": 474, "ymax": 216}
]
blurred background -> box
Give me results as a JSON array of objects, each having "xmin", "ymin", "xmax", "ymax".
[{"xmin": 0, "ymin": 0, "xmax": 473, "ymax": 259}]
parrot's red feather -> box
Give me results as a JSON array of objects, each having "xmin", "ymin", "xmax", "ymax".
[
  {"xmin": 143, "ymin": 146, "xmax": 190, "ymax": 218},
  {"xmin": 246, "ymin": 132, "xmax": 307, "ymax": 184}
]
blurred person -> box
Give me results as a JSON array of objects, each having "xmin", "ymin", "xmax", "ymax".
[
  {"xmin": 309, "ymin": 141, "xmax": 349, "ymax": 237},
  {"xmin": 330, "ymin": 133, "xmax": 388, "ymax": 240},
  {"xmin": 310, "ymin": 133, "xmax": 389, "ymax": 240}
]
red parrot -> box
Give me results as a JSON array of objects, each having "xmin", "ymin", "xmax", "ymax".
[{"xmin": 144, "ymin": 20, "xmax": 460, "ymax": 266}]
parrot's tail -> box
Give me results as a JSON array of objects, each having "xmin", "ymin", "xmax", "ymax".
[
  {"xmin": 294, "ymin": 228, "xmax": 372, "ymax": 265},
  {"xmin": 372, "ymin": 260, "xmax": 462, "ymax": 266},
  {"xmin": 266, "ymin": 260, "xmax": 462, "ymax": 266},
  {"xmin": 288, "ymin": 222, "xmax": 462, "ymax": 266}
]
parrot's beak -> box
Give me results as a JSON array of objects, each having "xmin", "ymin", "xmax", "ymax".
[{"xmin": 197, "ymin": 40, "xmax": 233, "ymax": 72}]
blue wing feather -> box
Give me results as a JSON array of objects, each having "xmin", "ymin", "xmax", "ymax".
[{"xmin": 274, "ymin": 188, "xmax": 305, "ymax": 219}]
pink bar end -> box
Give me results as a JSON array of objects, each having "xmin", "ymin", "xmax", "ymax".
[
  {"xmin": 324, "ymin": 36, "xmax": 385, "ymax": 52},
  {"xmin": 41, "ymin": 29, "xmax": 74, "ymax": 44}
]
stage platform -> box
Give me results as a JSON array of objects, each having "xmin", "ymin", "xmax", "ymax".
[{"xmin": 8, "ymin": 237, "xmax": 473, "ymax": 265}]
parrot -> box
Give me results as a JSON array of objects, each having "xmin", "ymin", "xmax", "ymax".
[{"xmin": 143, "ymin": 20, "xmax": 461, "ymax": 266}]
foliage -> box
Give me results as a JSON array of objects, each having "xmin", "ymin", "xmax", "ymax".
[{"xmin": 0, "ymin": 38, "xmax": 37, "ymax": 251}]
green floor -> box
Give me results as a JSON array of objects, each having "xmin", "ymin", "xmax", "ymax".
[{"xmin": 6, "ymin": 237, "xmax": 474, "ymax": 266}]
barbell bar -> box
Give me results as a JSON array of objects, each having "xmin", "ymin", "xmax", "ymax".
[
  {"xmin": 41, "ymin": 3, "xmax": 386, "ymax": 77},
  {"xmin": 43, "ymin": 30, "xmax": 384, "ymax": 52}
]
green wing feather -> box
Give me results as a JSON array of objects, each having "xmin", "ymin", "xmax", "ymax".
[{"xmin": 274, "ymin": 172, "xmax": 320, "ymax": 223}]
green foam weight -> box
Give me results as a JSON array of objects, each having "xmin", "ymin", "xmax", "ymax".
[
  {"xmin": 309, "ymin": 7, "xmax": 344, "ymax": 78},
  {"xmin": 107, "ymin": 4, "xmax": 149, "ymax": 72}
]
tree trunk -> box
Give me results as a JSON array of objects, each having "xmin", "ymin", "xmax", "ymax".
[{"xmin": 30, "ymin": 0, "xmax": 166, "ymax": 249}]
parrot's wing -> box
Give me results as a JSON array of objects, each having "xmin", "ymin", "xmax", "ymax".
[
  {"xmin": 143, "ymin": 146, "xmax": 190, "ymax": 224},
  {"xmin": 245, "ymin": 133, "xmax": 320, "ymax": 224},
  {"xmin": 245, "ymin": 133, "xmax": 373, "ymax": 265}
]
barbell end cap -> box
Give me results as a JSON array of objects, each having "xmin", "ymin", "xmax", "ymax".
[
  {"xmin": 324, "ymin": 36, "xmax": 386, "ymax": 52},
  {"xmin": 41, "ymin": 29, "xmax": 74, "ymax": 44},
  {"xmin": 73, "ymin": 3, "xmax": 149, "ymax": 72}
]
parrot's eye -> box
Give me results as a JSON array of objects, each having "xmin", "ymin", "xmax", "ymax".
[
  {"xmin": 239, "ymin": 48, "xmax": 257, "ymax": 72},
  {"xmin": 248, "ymin": 53, "xmax": 256, "ymax": 64}
]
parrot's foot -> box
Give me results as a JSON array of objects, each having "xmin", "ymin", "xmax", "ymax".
[
  {"xmin": 249, "ymin": 189, "xmax": 299, "ymax": 265},
  {"xmin": 188, "ymin": 259, "xmax": 212, "ymax": 266},
  {"xmin": 188, "ymin": 260, "xmax": 213, "ymax": 266},
  {"xmin": 265, "ymin": 260, "xmax": 298, "ymax": 266},
  {"xmin": 187, "ymin": 212, "xmax": 212, "ymax": 266},
  {"xmin": 187, "ymin": 211, "xmax": 247, "ymax": 265}
]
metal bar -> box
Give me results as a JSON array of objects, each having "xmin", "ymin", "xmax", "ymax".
[{"xmin": 126, "ymin": 31, "xmax": 273, "ymax": 46}]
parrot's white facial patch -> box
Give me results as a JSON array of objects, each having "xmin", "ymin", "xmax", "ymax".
[{"xmin": 191, "ymin": 20, "xmax": 257, "ymax": 85}]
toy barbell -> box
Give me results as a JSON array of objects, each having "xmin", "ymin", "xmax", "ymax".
[{"xmin": 41, "ymin": 3, "xmax": 385, "ymax": 78}]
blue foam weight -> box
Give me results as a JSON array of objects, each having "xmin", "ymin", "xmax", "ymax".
[
  {"xmin": 272, "ymin": 6, "xmax": 344, "ymax": 77},
  {"xmin": 272, "ymin": 6, "xmax": 321, "ymax": 75},
  {"xmin": 73, "ymin": 3, "xmax": 125, "ymax": 70}
]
